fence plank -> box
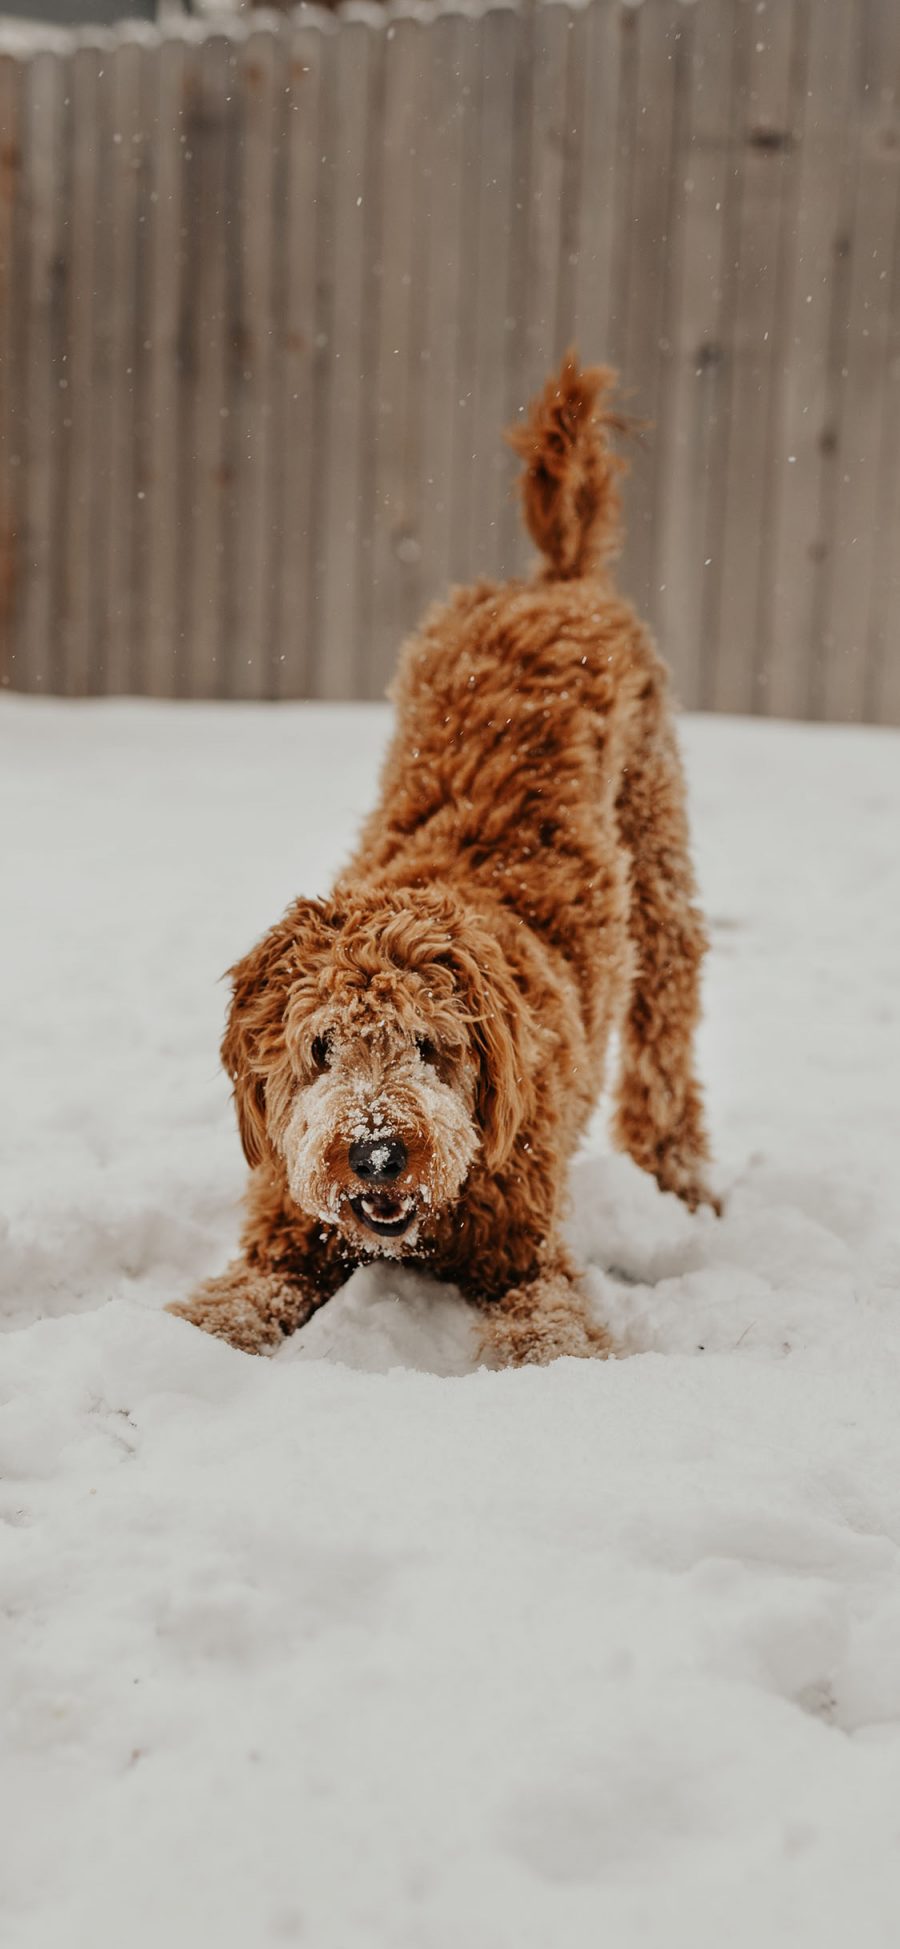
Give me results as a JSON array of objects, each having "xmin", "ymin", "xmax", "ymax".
[
  {"xmin": 368, "ymin": 7, "xmax": 429, "ymax": 696},
  {"xmin": 227, "ymin": 28, "xmax": 284, "ymax": 700},
  {"xmin": 866, "ymin": 180, "xmax": 900, "ymax": 727},
  {"xmin": 57, "ymin": 48, "xmax": 100, "ymax": 695},
  {"xmin": 417, "ymin": 4, "xmax": 473, "ymax": 599},
  {"xmin": 313, "ymin": 9, "xmax": 374, "ymax": 699},
  {"xmin": 710, "ymin": 0, "xmax": 800, "ymax": 715},
  {"xmin": 616, "ymin": 0, "xmax": 688, "ymax": 628},
  {"xmin": 143, "ymin": 35, "xmax": 187, "ymax": 696},
  {"xmin": 466, "ymin": 1, "xmax": 519, "ymax": 585},
  {"xmin": 175, "ymin": 35, "xmax": 232, "ymax": 700},
  {"xmin": 522, "ymin": 0, "xmax": 572, "ymax": 401},
  {"xmin": 503, "ymin": 0, "xmax": 575, "ymax": 580},
  {"xmin": 822, "ymin": 0, "xmax": 900, "ymax": 722},
  {"xmin": 83, "ymin": 54, "xmax": 117, "ymax": 692},
  {"xmin": 764, "ymin": 0, "xmax": 862, "ymax": 721},
  {"xmin": 103, "ymin": 41, "xmax": 144, "ymax": 693},
  {"xmin": 497, "ymin": 0, "xmax": 532, "ymax": 573},
  {"xmin": 0, "ymin": 55, "xmax": 23, "ymax": 691},
  {"xmin": 570, "ymin": 0, "xmax": 622, "ymax": 365},
  {"xmin": 653, "ymin": 0, "xmax": 740, "ymax": 708},
  {"xmin": 605, "ymin": 0, "xmax": 638, "ymax": 375},
  {"xmin": 445, "ymin": 6, "xmax": 484, "ymax": 585},
  {"xmin": 275, "ymin": 15, "xmax": 331, "ymax": 700},
  {"xmin": 19, "ymin": 51, "xmax": 64, "ymax": 693}
]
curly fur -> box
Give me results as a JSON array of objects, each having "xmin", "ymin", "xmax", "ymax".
[{"xmin": 169, "ymin": 353, "xmax": 716, "ymax": 1365}]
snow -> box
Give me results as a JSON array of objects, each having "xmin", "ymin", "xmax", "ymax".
[{"xmin": 2, "ymin": 696, "xmax": 900, "ymax": 1948}]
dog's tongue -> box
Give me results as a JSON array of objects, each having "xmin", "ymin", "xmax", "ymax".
[{"xmin": 362, "ymin": 1190, "xmax": 407, "ymax": 1221}]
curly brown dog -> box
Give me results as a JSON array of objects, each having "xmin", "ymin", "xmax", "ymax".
[{"xmin": 170, "ymin": 354, "xmax": 716, "ymax": 1365}]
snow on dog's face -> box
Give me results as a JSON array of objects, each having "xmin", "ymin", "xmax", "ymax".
[{"xmin": 220, "ymin": 886, "xmax": 535, "ymax": 1255}]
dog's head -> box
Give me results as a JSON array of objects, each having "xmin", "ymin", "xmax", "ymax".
[{"xmin": 221, "ymin": 885, "xmax": 536, "ymax": 1254}]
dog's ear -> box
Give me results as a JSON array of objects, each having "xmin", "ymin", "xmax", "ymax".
[
  {"xmin": 445, "ymin": 928, "xmax": 538, "ymax": 1174},
  {"xmin": 221, "ymin": 898, "xmax": 336, "ymax": 1167}
]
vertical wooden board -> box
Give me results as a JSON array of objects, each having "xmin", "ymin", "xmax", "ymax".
[
  {"xmin": 497, "ymin": 0, "xmax": 534, "ymax": 574},
  {"xmin": 58, "ymin": 47, "xmax": 102, "ymax": 697},
  {"xmin": 275, "ymin": 16, "xmax": 332, "ymax": 700},
  {"xmin": 570, "ymin": 0, "xmax": 622, "ymax": 366},
  {"xmin": 553, "ymin": 0, "xmax": 586, "ymax": 357},
  {"xmin": 143, "ymin": 36, "xmax": 187, "ymax": 697},
  {"xmin": 45, "ymin": 63, "xmax": 72, "ymax": 698},
  {"xmin": 522, "ymin": 0, "xmax": 572, "ymax": 401},
  {"xmin": 616, "ymin": 0, "xmax": 690, "ymax": 627},
  {"xmin": 461, "ymin": 1, "xmax": 518, "ymax": 587},
  {"xmin": 344, "ymin": 8, "xmax": 385, "ymax": 698},
  {"xmin": 313, "ymin": 13, "xmax": 376, "ymax": 699},
  {"xmin": 368, "ymin": 8, "xmax": 429, "ymax": 697},
  {"xmin": 642, "ymin": 0, "xmax": 693, "ymax": 645},
  {"xmin": 823, "ymin": 0, "xmax": 900, "ymax": 723},
  {"xmin": 302, "ymin": 17, "xmax": 336, "ymax": 700},
  {"xmin": 226, "ymin": 28, "xmax": 284, "ymax": 700},
  {"xmin": 498, "ymin": 0, "xmax": 571, "ymax": 583},
  {"xmin": 127, "ymin": 45, "xmax": 154, "ymax": 696},
  {"xmin": 605, "ymin": 0, "xmax": 639, "ymax": 371},
  {"xmin": 866, "ymin": 183, "xmax": 900, "ymax": 725},
  {"xmin": 654, "ymin": 0, "xmax": 743, "ymax": 708},
  {"xmin": 417, "ymin": 5, "xmax": 473, "ymax": 601},
  {"xmin": 84, "ymin": 51, "xmax": 117, "ymax": 692},
  {"xmin": 19, "ymin": 51, "xmax": 64, "ymax": 694},
  {"xmin": 445, "ymin": 6, "xmax": 484, "ymax": 587},
  {"xmin": 710, "ymin": 0, "xmax": 800, "ymax": 716},
  {"xmin": 0, "ymin": 55, "xmax": 23, "ymax": 690},
  {"xmin": 181, "ymin": 34, "xmax": 232, "ymax": 699},
  {"xmin": 102, "ymin": 41, "xmax": 144, "ymax": 693},
  {"xmin": 764, "ymin": 0, "xmax": 861, "ymax": 720}
]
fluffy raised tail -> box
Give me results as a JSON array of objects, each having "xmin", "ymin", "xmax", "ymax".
[{"xmin": 507, "ymin": 352, "xmax": 628, "ymax": 580}]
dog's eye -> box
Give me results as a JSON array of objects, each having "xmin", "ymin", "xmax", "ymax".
[
  {"xmin": 416, "ymin": 1036, "xmax": 438, "ymax": 1066},
  {"xmin": 310, "ymin": 1035, "xmax": 330, "ymax": 1072}
]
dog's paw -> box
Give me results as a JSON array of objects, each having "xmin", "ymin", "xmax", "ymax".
[
  {"xmin": 653, "ymin": 1149, "xmax": 722, "ymax": 1217},
  {"xmin": 167, "ymin": 1292, "xmax": 283, "ymax": 1356},
  {"xmin": 166, "ymin": 1262, "xmax": 298, "ymax": 1355},
  {"xmin": 476, "ymin": 1265, "xmax": 614, "ymax": 1369}
]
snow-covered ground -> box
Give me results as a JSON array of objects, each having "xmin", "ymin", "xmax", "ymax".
[{"xmin": 2, "ymin": 697, "xmax": 900, "ymax": 1948}]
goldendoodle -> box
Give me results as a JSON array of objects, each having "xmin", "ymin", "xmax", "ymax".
[{"xmin": 170, "ymin": 354, "xmax": 716, "ymax": 1365}]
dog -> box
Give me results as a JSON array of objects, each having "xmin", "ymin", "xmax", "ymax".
[{"xmin": 169, "ymin": 354, "xmax": 716, "ymax": 1365}]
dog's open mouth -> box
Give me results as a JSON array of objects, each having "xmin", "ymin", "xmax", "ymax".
[{"xmin": 349, "ymin": 1190, "xmax": 417, "ymax": 1238}]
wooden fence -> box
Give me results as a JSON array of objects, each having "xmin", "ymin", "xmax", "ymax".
[{"xmin": 0, "ymin": 0, "xmax": 898, "ymax": 720}]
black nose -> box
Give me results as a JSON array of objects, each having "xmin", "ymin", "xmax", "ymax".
[{"xmin": 348, "ymin": 1134, "xmax": 408, "ymax": 1184}]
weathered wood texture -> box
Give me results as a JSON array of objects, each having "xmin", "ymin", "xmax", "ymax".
[{"xmin": 0, "ymin": 0, "xmax": 898, "ymax": 719}]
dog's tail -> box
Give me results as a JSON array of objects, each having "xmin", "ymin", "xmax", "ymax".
[{"xmin": 506, "ymin": 352, "xmax": 628, "ymax": 580}]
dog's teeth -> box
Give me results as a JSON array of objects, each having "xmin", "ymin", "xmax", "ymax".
[{"xmin": 360, "ymin": 1192, "xmax": 414, "ymax": 1223}]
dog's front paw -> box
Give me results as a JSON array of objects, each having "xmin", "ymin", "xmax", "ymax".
[
  {"xmin": 167, "ymin": 1259, "xmax": 315, "ymax": 1355},
  {"xmin": 475, "ymin": 1261, "xmax": 613, "ymax": 1369}
]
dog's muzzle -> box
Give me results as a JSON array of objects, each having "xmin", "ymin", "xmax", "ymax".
[{"xmin": 348, "ymin": 1133, "xmax": 417, "ymax": 1237}]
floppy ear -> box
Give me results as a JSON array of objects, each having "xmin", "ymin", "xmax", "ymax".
[
  {"xmin": 220, "ymin": 898, "xmax": 335, "ymax": 1168},
  {"xmin": 446, "ymin": 927, "xmax": 538, "ymax": 1173}
]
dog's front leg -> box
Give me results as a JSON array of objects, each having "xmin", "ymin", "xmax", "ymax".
[
  {"xmin": 474, "ymin": 1251, "xmax": 612, "ymax": 1369},
  {"xmin": 168, "ymin": 1257, "xmax": 331, "ymax": 1355}
]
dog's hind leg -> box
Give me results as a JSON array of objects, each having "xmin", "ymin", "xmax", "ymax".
[{"xmin": 612, "ymin": 664, "xmax": 717, "ymax": 1213}]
